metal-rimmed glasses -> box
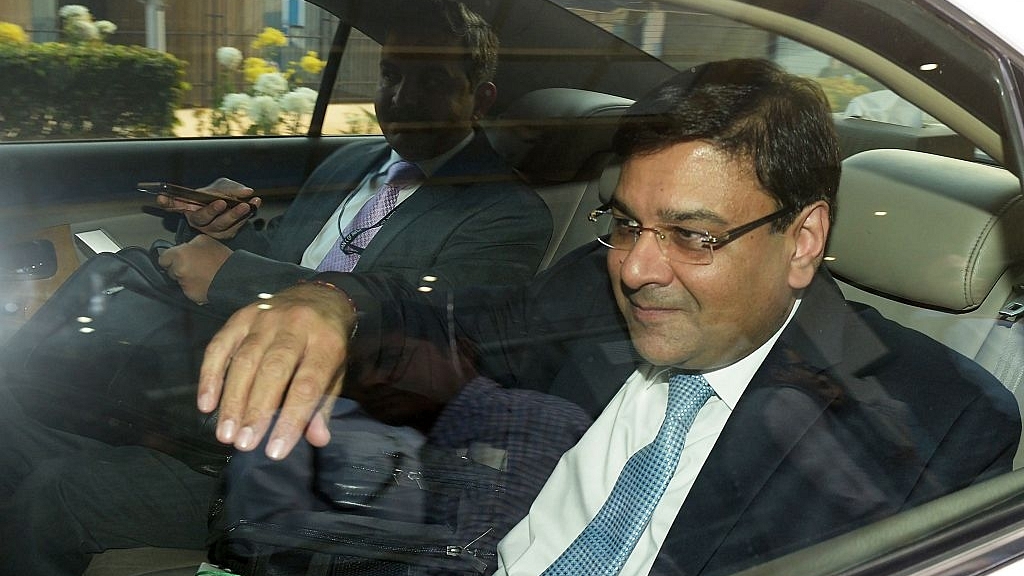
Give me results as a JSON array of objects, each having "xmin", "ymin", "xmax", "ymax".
[{"xmin": 588, "ymin": 203, "xmax": 794, "ymax": 265}]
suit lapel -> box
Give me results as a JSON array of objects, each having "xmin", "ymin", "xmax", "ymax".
[
  {"xmin": 652, "ymin": 269, "xmax": 894, "ymax": 575},
  {"xmin": 276, "ymin": 142, "xmax": 390, "ymax": 262},
  {"xmin": 353, "ymin": 130, "xmax": 514, "ymax": 270}
]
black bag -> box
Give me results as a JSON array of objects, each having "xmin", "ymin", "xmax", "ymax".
[
  {"xmin": 207, "ymin": 377, "xmax": 593, "ymax": 575},
  {"xmin": 0, "ymin": 246, "xmax": 232, "ymax": 475}
]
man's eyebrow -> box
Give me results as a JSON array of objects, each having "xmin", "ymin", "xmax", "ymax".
[
  {"xmin": 660, "ymin": 207, "xmax": 727, "ymax": 227},
  {"xmin": 608, "ymin": 198, "xmax": 727, "ymax": 226}
]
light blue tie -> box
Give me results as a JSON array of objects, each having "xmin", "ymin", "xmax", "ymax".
[{"xmin": 542, "ymin": 373, "xmax": 714, "ymax": 576}]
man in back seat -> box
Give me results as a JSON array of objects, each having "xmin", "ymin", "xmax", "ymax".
[
  {"xmin": 156, "ymin": 4, "xmax": 547, "ymax": 312},
  {"xmin": 0, "ymin": 1, "xmax": 551, "ymax": 574}
]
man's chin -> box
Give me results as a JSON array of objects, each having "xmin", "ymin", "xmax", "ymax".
[
  {"xmin": 632, "ymin": 339, "xmax": 689, "ymax": 368},
  {"xmin": 385, "ymin": 131, "xmax": 442, "ymax": 161}
]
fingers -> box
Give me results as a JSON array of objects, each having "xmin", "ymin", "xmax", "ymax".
[
  {"xmin": 267, "ymin": 338, "xmax": 346, "ymax": 458},
  {"xmin": 156, "ymin": 244, "xmax": 176, "ymax": 271},
  {"xmin": 197, "ymin": 305, "xmax": 258, "ymax": 416},
  {"xmin": 201, "ymin": 307, "xmax": 284, "ymax": 448},
  {"xmin": 151, "ymin": 178, "xmax": 259, "ymax": 240},
  {"xmin": 198, "ymin": 177, "xmax": 254, "ymax": 198},
  {"xmin": 198, "ymin": 288, "xmax": 354, "ymax": 460},
  {"xmin": 155, "ymin": 193, "xmax": 201, "ymax": 212},
  {"xmin": 305, "ymin": 406, "xmax": 334, "ymax": 448},
  {"xmin": 183, "ymin": 200, "xmax": 258, "ymax": 238}
]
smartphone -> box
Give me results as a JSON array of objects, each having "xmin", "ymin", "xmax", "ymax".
[{"xmin": 137, "ymin": 181, "xmax": 258, "ymax": 217}]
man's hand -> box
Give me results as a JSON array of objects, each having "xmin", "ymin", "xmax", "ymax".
[
  {"xmin": 156, "ymin": 177, "xmax": 261, "ymax": 240},
  {"xmin": 157, "ymin": 235, "xmax": 232, "ymax": 304},
  {"xmin": 197, "ymin": 282, "xmax": 357, "ymax": 460}
]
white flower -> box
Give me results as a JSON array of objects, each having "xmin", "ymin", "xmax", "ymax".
[
  {"xmin": 216, "ymin": 46, "xmax": 242, "ymax": 69},
  {"xmin": 220, "ymin": 93, "xmax": 251, "ymax": 114},
  {"xmin": 95, "ymin": 20, "xmax": 117, "ymax": 35},
  {"xmin": 58, "ymin": 5, "xmax": 91, "ymax": 20},
  {"xmin": 253, "ymin": 72, "xmax": 289, "ymax": 98},
  {"xmin": 67, "ymin": 19, "xmax": 99, "ymax": 41},
  {"xmin": 280, "ymin": 87, "xmax": 317, "ymax": 115},
  {"xmin": 248, "ymin": 95, "xmax": 281, "ymax": 126}
]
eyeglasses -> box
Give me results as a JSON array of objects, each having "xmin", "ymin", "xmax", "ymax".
[{"xmin": 588, "ymin": 204, "xmax": 794, "ymax": 265}]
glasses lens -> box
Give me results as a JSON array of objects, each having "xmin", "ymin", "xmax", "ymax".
[
  {"xmin": 606, "ymin": 217, "xmax": 638, "ymax": 251},
  {"xmin": 592, "ymin": 211, "xmax": 713, "ymax": 265},
  {"xmin": 665, "ymin": 228, "xmax": 714, "ymax": 264},
  {"xmin": 591, "ymin": 211, "xmax": 615, "ymax": 247}
]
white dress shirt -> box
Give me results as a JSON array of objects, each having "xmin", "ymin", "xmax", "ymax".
[
  {"xmin": 299, "ymin": 132, "xmax": 474, "ymax": 269},
  {"xmin": 494, "ymin": 300, "xmax": 801, "ymax": 576}
]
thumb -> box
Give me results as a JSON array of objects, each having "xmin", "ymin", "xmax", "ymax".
[
  {"xmin": 305, "ymin": 395, "xmax": 337, "ymax": 448},
  {"xmin": 157, "ymin": 246, "xmax": 176, "ymax": 270}
]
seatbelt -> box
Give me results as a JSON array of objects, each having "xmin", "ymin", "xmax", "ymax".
[
  {"xmin": 983, "ymin": 284, "xmax": 1024, "ymax": 397},
  {"xmin": 982, "ymin": 284, "xmax": 1024, "ymax": 468},
  {"xmin": 999, "ymin": 294, "xmax": 1024, "ymax": 323}
]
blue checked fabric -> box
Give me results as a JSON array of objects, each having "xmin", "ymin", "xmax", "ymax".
[
  {"xmin": 542, "ymin": 373, "xmax": 714, "ymax": 576},
  {"xmin": 316, "ymin": 159, "xmax": 422, "ymax": 272}
]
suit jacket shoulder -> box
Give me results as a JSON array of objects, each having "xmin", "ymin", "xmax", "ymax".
[
  {"xmin": 350, "ymin": 130, "xmax": 551, "ymax": 289},
  {"xmin": 208, "ymin": 132, "xmax": 551, "ymax": 313},
  {"xmin": 654, "ymin": 268, "xmax": 1021, "ymax": 576}
]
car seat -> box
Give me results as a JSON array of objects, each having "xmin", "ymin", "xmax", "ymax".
[{"xmin": 826, "ymin": 148, "xmax": 1024, "ymax": 465}]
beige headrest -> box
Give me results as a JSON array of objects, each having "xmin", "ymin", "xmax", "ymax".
[
  {"xmin": 485, "ymin": 88, "xmax": 634, "ymax": 183},
  {"xmin": 827, "ymin": 149, "xmax": 1023, "ymax": 311}
]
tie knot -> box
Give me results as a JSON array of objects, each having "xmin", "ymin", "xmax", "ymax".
[
  {"xmin": 385, "ymin": 160, "xmax": 422, "ymax": 187},
  {"xmin": 666, "ymin": 373, "xmax": 714, "ymax": 416}
]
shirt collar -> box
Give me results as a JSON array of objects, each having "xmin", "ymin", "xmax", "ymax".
[
  {"xmin": 642, "ymin": 298, "xmax": 802, "ymax": 410},
  {"xmin": 384, "ymin": 131, "xmax": 475, "ymax": 179}
]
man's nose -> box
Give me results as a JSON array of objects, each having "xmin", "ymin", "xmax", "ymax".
[
  {"xmin": 392, "ymin": 78, "xmax": 418, "ymax": 107},
  {"xmin": 618, "ymin": 231, "xmax": 674, "ymax": 288}
]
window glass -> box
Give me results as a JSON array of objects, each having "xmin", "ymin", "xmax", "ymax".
[
  {"xmin": 558, "ymin": 2, "xmax": 984, "ymax": 164},
  {"xmin": 1, "ymin": 0, "xmax": 1021, "ymax": 574},
  {"xmin": 0, "ymin": 0, "xmax": 380, "ymax": 142},
  {"xmin": 322, "ymin": 28, "xmax": 382, "ymax": 136}
]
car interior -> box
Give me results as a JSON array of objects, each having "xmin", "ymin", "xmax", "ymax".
[{"xmin": 3, "ymin": 0, "xmax": 1024, "ymax": 574}]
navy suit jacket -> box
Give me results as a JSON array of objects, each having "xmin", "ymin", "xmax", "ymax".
[
  {"xmin": 182, "ymin": 130, "xmax": 551, "ymax": 314},
  {"xmin": 325, "ymin": 240, "xmax": 1020, "ymax": 575}
]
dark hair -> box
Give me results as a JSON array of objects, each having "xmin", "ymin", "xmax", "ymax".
[
  {"xmin": 391, "ymin": 0, "xmax": 499, "ymax": 87},
  {"xmin": 613, "ymin": 59, "xmax": 841, "ymax": 229}
]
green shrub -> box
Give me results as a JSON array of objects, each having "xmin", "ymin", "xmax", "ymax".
[{"xmin": 0, "ymin": 42, "xmax": 187, "ymax": 140}]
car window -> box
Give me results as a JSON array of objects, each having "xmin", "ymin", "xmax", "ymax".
[
  {"xmin": 2, "ymin": 1, "xmax": 1023, "ymax": 575},
  {"xmin": 557, "ymin": 2, "xmax": 992, "ymax": 165},
  {"xmin": 0, "ymin": 1, "xmax": 380, "ymax": 142}
]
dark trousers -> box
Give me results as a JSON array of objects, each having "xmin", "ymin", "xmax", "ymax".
[{"xmin": 0, "ymin": 388, "xmax": 217, "ymax": 576}]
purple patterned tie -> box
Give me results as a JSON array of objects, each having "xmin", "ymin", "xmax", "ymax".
[{"xmin": 316, "ymin": 160, "xmax": 422, "ymax": 272}]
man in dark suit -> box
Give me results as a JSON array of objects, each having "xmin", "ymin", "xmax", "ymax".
[
  {"xmin": 197, "ymin": 59, "xmax": 1021, "ymax": 574},
  {"xmin": 155, "ymin": 0, "xmax": 549, "ymax": 312},
  {"xmin": 0, "ymin": 2, "xmax": 552, "ymax": 575}
]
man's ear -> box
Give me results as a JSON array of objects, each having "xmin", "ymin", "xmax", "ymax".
[
  {"xmin": 788, "ymin": 201, "xmax": 830, "ymax": 290},
  {"xmin": 473, "ymin": 82, "xmax": 497, "ymax": 120}
]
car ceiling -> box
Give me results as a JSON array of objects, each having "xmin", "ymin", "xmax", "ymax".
[{"xmin": 314, "ymin": 0, "xmax": 677, "ymax": 111}]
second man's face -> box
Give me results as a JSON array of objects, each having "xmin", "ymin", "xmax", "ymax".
[
  {"xmin": 375, "ymin": 29, "xmax": 481, "ymax": 161},
  {"xmin": 607, "ymin": 141, "xmax": 802, "ymax": 371}
]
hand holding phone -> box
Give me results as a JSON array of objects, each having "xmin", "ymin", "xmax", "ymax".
[
  {"xmin": 140, "ymin": 179, "xmax": 260, "ymax": 240},
  {"xmin": 138, "ymin": 181, "xmax": 258, "ymax": 216}
]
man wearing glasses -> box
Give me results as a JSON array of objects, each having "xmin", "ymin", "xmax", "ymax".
[{"xmin": 197, "ymin": 59, "xmax": 1019, "ymax": 574}]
